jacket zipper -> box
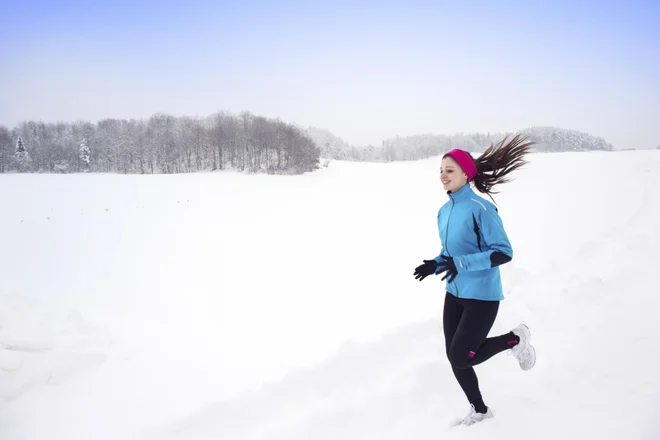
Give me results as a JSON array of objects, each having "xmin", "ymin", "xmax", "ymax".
[{"xmin": 446, "ymin": 198, "xmax": 459, "ymax": 298}]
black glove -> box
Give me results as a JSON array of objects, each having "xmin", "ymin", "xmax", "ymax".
[
  {"xmin": 413, "ymin": 259, "xmax": 438, "ymax": 281},
  {"xmin": 437, "ymin": 255, "xmax": 458, "ymax": 283}
]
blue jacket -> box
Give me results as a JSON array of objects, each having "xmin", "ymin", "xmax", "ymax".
[{"xmin": 434, "ymin": 184, "xmax": 513, "ymax": 301}]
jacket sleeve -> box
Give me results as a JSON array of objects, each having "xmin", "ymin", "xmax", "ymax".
[{"xmin": 452, "ymin": 205, "xmax": 513, "ymax": 272}]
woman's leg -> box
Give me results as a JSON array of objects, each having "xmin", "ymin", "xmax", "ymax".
[
  {"xmin": 443, "ymin": 293, "xmax": 487, "ymax": 412},
  {"xmin": 445, "ymin": 297, "xmax": 519, "ymax": 413},
  {"xmin": 442, "ymin": 292, "xmax": 464, "ymax": 358}
]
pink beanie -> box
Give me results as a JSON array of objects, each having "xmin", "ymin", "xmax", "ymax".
[{"xmin": 443, "ymin": 149, "xmax": 478, "ymax": 181}]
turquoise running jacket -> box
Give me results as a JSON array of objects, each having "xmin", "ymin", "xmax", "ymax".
[{"xmin": 434, "ymin": 184, "xmax": 513, "ymax": 301}]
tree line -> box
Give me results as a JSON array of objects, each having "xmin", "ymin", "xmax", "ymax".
[
  {"xmin": 0, "ymin": 111, "xmax": 321, "ymax": 174},
  {"xmin": 312, "ymin": 131, "xmax": 497, "ymax": 162},
  {"xmin": 310, "ymin": 126, "xmax": 613, "ymax": 162}
]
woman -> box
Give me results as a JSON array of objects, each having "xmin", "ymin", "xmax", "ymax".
[{"xmin": 413, "ymin": 134, "xmax": 537, "ymax": 426}]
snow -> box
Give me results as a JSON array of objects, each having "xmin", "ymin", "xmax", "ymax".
[{"xmin": 1, "ymin": 150, "xmax": 659, "ymax": 440}]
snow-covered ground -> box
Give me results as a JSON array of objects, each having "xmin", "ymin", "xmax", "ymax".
[{"xmin": 1, "ymin": 150, "xmax": 658, "ymax": 440}]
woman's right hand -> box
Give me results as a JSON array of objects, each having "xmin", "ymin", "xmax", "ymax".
[{"xmin": 413, "ymin": 260, "xmax": 438, "ymax": 282}]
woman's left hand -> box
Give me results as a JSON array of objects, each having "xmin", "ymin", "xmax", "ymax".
[{"xmin": 436, "ymin": 255, "xmax": 458, "ymax": 282}]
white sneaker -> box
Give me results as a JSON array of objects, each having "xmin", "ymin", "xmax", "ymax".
[
  {"xmin": 511, "ymin": 324, "xmax": 536, "ymax": 370},
  {"xmin": 453, "ymin": 404, "xmax": 494, "ymax": 426}
]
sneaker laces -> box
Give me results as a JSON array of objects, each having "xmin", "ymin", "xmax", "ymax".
[
  {"xmin": 507, "ymin": 342, "xmax": 520, "ymax": 357},
  {"xmin": 461, "ymin": 404, "xmax": 478, "ymax": 424},
  {"xmin": 510, "ymin": 338, "xmax": 526, "ymax": 357}
]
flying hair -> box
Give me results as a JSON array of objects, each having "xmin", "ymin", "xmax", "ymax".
[{"xmin": 466, "ymin": 134, "xmax": 535, "ymax": 202}]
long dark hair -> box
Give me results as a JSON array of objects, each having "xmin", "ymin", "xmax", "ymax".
[{"xmin": 469, "ymin": 134, "xmax": 535, "ymax": 200}]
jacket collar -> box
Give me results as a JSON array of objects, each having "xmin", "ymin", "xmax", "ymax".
[{"xmin": 447, "ymin": 183, "xmax": 474, "ymax": 202}]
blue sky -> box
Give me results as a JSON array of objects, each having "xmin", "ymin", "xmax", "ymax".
[{"xmin": 2, "ymin": 0, "xmax": 658, "ymax": 148}]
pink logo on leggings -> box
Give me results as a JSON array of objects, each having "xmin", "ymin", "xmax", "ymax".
[{"xmin": 469, "ymin": 351, "xmax": 475, "ymax": 358}]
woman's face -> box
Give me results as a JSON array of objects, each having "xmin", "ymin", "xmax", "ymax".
[{"xmin": 440, "ymin": 156, "xmax": 468, "ymax": 193}]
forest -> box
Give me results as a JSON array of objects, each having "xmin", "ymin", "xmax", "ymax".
[{"xmin": 0, "ymin": 111, "xmax": 321, "ymax": 174}]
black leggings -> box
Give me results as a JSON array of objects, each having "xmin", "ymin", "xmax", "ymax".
[{"xmin": 443, "ymin": 292, "xmax": 518, "ymax": 413}]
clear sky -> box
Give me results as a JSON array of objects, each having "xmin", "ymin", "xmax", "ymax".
[{"xmin": 2, "ymin": 0, "xmax": 658, "ymax": 149}]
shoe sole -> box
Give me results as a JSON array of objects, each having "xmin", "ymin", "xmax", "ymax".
[
  {"xmin": 514, "ymin": 324, "xmax": 536, "ymax": 371},
  {"xmin": 522, "ymin": 344, "xmax": 536, "ymax": 371},
  {"xmin": 449, "ymin": 412, "xmax": 495, "ymax": 427}
]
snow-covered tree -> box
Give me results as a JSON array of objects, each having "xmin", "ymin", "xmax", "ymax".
[
  {"xmin": 80, "ymin": 138, "xmax": 91, "ymax": 171},
  {"xmin": 15, "ymin": 136, "xmax": 26, "ymax": 155},
  {"xmin": 0, "ymin": 126, "xmax": 11, "ymax": 172},
  {"xmin": 14, "ymin": 136, "xmax": 32, "ymax": 172}
]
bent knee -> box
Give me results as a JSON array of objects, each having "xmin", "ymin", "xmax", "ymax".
[{"xmin": 448, "ymin": 347, "xmax": 476, "ymax": 369}]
